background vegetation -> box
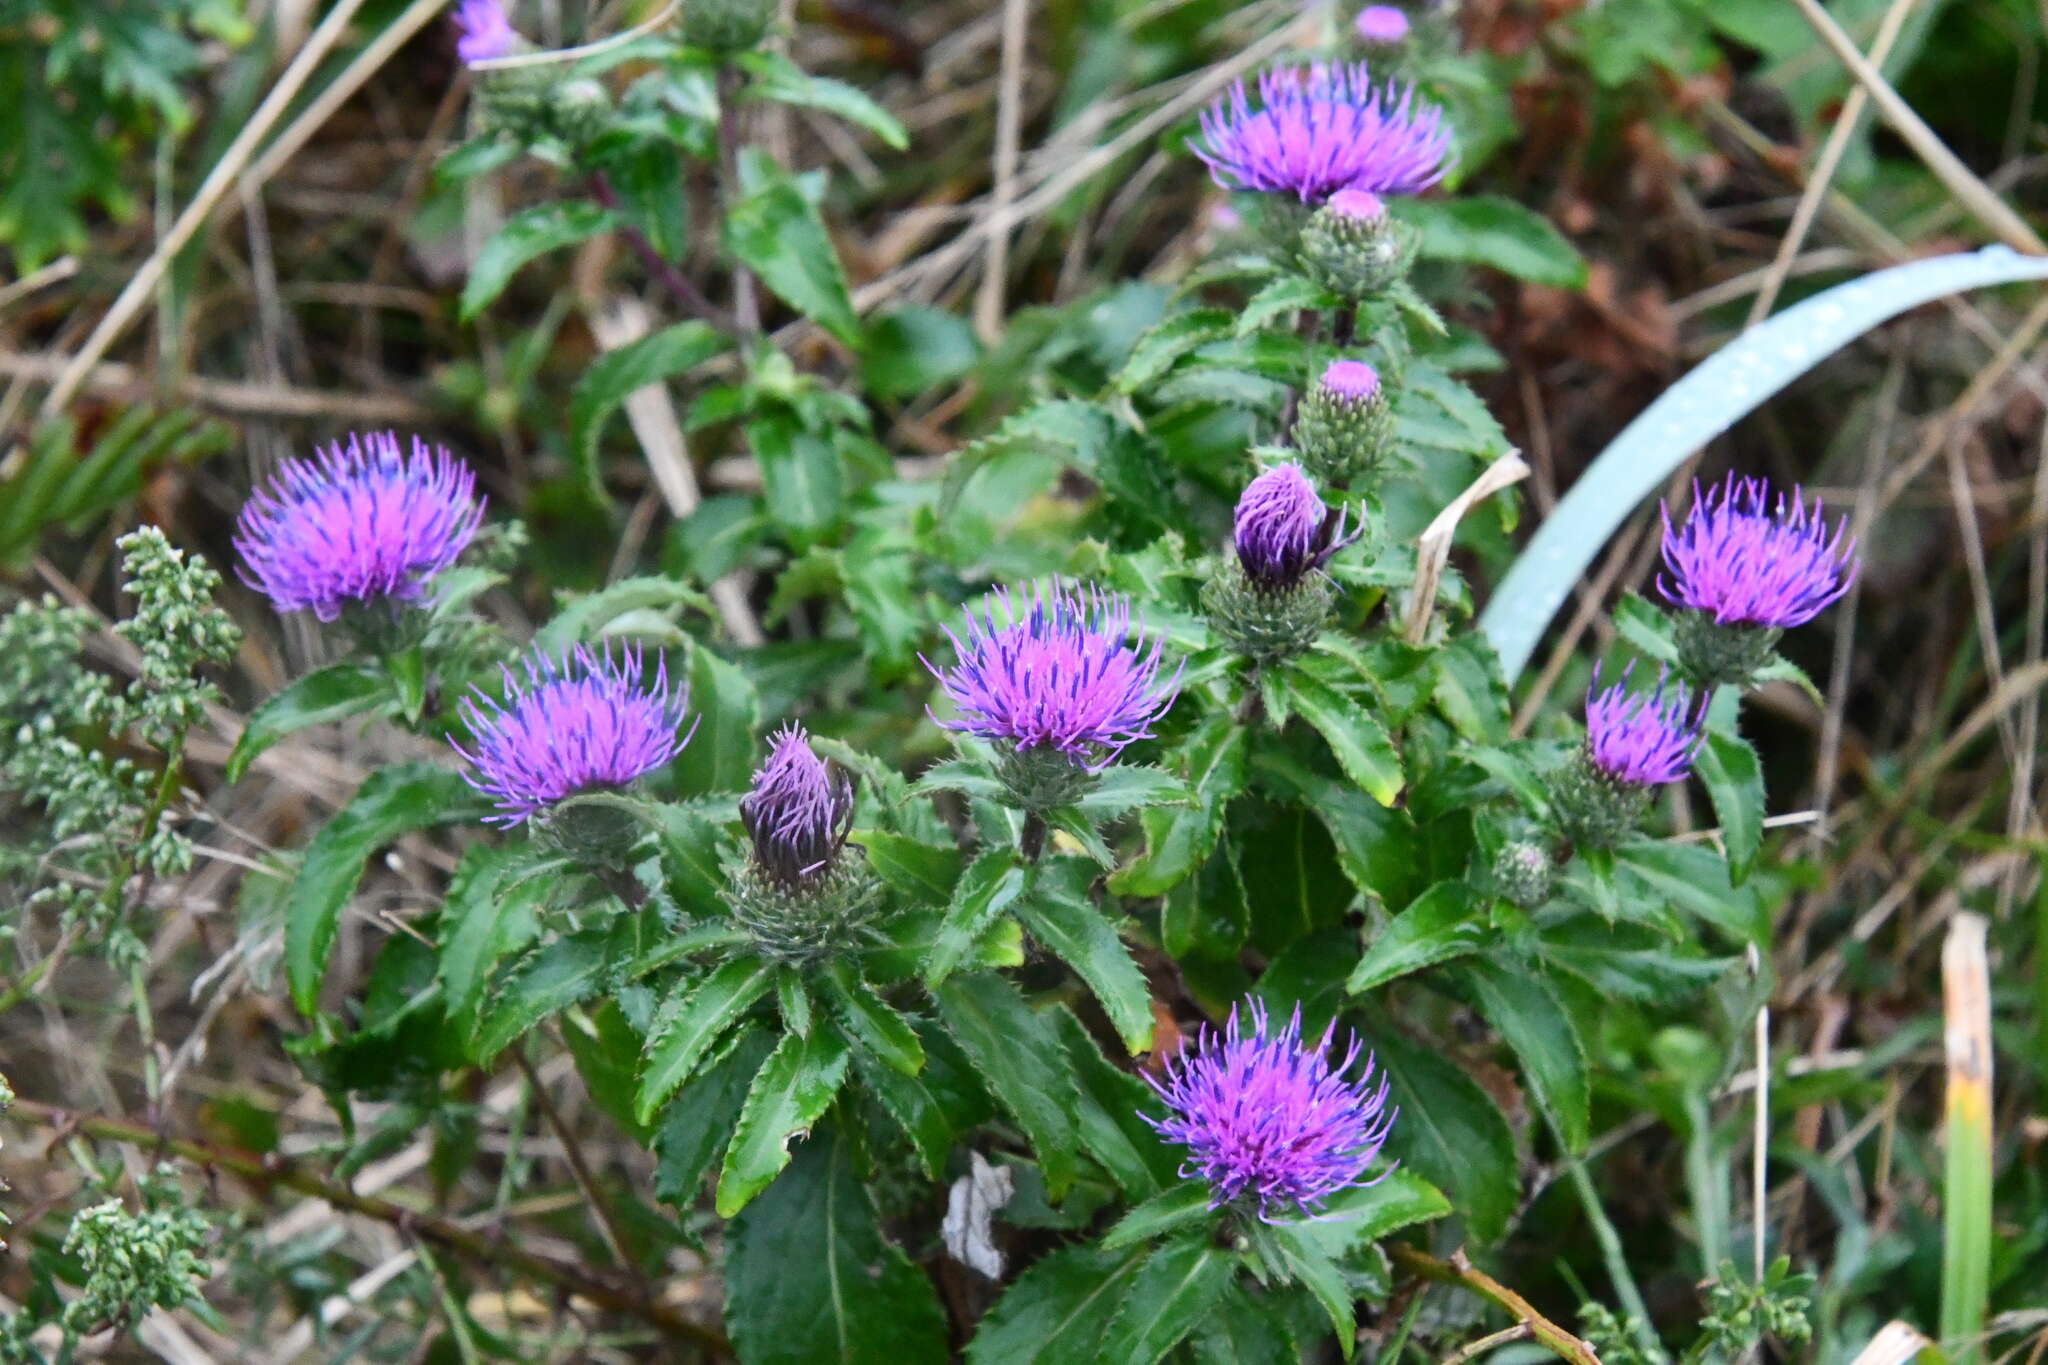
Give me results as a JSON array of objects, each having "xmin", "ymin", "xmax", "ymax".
[{"xmin": 3, "ymin": 0, "xmax": 2047, "ymax": 1361}]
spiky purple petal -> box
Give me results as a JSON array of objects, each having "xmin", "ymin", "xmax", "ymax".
[
  {"xmin": 233, "ymin": 432, "xmax": 484, "ymax": 622},
  {"xmin": 453, "ymin": 646, "xmax": 691, "ymax": 826},
  {"xmin": 1659, "ymin": 475, "xmax": 1857, "ymax": 629},
  {"xmin": 740, "ymin": 724, "xmax": 855, "ymax": 885},
  {"xmin": 1144, "ymin": 1000, "xmax": 1396, "ymax": 1218},
  {"xmin": 1320, "ymin": 357, "xmax": 1381, "ymax": 400},
  {"xmin": 1234, "ymin": 464, "xmax": 1356, "ymax": 588},
  {"xmin": 1584, "ymin": 664, "xmax": 1704, "ymax": 788},
  {"xmin": 922, "ymin": 583, "xmax": 1180, "ymax": 768},
  {"xmin": 1194, "ymin": 62, "xmax": 1451, "ymax": 203}
]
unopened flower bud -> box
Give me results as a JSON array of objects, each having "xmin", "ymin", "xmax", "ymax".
[
  {"xmin": 730, "ymin": 726, "xmax": 878, "ymax": 962},
  {"xmin": 1204, "ymin": 464, "xmax": 1360, "ymax": 663},
  {"xmin": 680, "ymin": 0, "xmax": 775, "ymax": 52},
  {"xmin": 1294, "ymin": 359, "xmax": 1393, "ymax": 486},
  {"xmin": 1299, "ymin": 188, "xmax": 1416, "ymax": 299},
  {"xmin": 1491, "ymin": 841, "xmax": 1554, "ymax": 908}
]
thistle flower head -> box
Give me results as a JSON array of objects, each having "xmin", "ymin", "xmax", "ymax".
[
  {"xmin": 1234, "ymin": 464, "xmax": 1357, "ymax": 589},
  {"xmin": 454, "ymin": 0, "xmax": 520, "ymax": 62},
  {"xmin": 233, "ymin": 432, "xmax": 484, "ymax": 623},
  {"xmin": 453, "ymin": 646, "xmax": 691, "ymax": 826},
  {"xmin": 1659, "ymin": 475, "xmax": 1857, "ymax": 629},
  {"xmin": 1145, "ymin": 1000, "xmax": 1396, "ymax": 1219},
  {"xmin": 1354, "ymin": 5, "xmax": 1411, "ymax": 43},
  {"xmin": 923, "ymin": 583, "xmax": 1180, "ymax": 769},
  {"xmin": 740, "ymin": 724, "xmax": 856, "ymax": 887},
  {"xmin": 1195, "ymin": 62, "xmax": 1451, "ymax": 203},
  {"xmin": 1584, "ymin": 664, "xmax": 1704, "ymax": 788}
]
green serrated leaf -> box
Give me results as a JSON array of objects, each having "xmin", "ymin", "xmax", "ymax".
[
  {"xmin": 1394, "ymin": 194, "xmax": 1588, "ymax": 289},
  {"xmin": 568, "ymin": 322, "xmax": 730, "ymax": 503},
  {"xmin": 461, "ymin": 201, "xmax": 617, "ymax": 321},
  {"xmin": 1100, "ymin": 1184, "xmax": 1213, "ymax": 1250},
  {"xmin": 228, "ymin": 663, "xmax": 389, "ymax": 784},
  {"xmin": 821, "ymin": 960, "xmax": 924, "ymax": 1075},
  {"xmin": 637, "ymin": 958, "xmax": 777, "ymax": 1123},
  {"xmin": 926, "ymin": 849, "xmax": 1025, "ymax": 984},
  {"xmin": 726, "ymin": 1130, "xmax": 948, "ymax": 1364},
  {"xmin": 285, "ymin": 764, "xmax": 485, "ymax": 1016},
  {"xmin": 736, "ymin": 51, "xmax": 908, "ymax": 149},
  {"xmin": 437, "ymin": 844, "xmax": 558, "ymax": 1023},
  {"xmin": 965, "ymin": 1245, "xmax": 1149, "ymax": 1364},
  {"xmin": 1072, "ymin": 765, "xmax": 1190, "ymax": 818},
  {"xmin": 933, "ymin": 974, "xmax": 1081, "ymax": 1198},
  {"xmin": 1346, "ymin": 882, "xmax": 1487, "ymax": 995},
  {"xmin": 1696, "ymin": 724, "xmax": 1765, "ymax": 884},
  {"xmin": 1284, "ymin": 670, "xmax": 1403, "ymax": 806},
  {"xmin": 1096, "ymin": 1240, "xmax": 1232, "ymax": 1365},
  {"xmin": 723, "ymin": 175, "xmax": 860, "ymax": 344},
  {"xmin": 715, "ymin": 1026, "xmax": 853, "ymax": 1215},
  {"xmin": 1110, "ymin": 716, "xmax": 1248, "ymax": 898},
  {"xmin": 853, "ymin": 830, "xmax": 961, "ymax": 904},
  {"xmin": 1451, "ymin": 960, "xmax": 1590, "ymax": 1152},
  {"xmin": 1014, "ymin": 862, "xmax": 1153, "ymax": 1054},
  {"xmin": 472, "ymin": 926, "xmax": 617, "ymax": 1061}
]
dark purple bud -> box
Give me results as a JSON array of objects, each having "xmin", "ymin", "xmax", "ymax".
[
  {"xmin": 740, "ymin": 724, "xmax": 856, "ymax": 887},
  {"xmin": 1659, "ymin": 475, "xmax": 1857, "ymax": 629},
  {"xmin": 1144, "ymin": 1000, "xmax": 1397, "ymax": 1219},
  {"xmin": 1233, "ymin": 464, "xmax": 1358, "ymax": 588}
]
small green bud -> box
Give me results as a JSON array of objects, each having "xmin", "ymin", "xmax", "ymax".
[
  {"xmin": 547, "ymin": 76, "xmax": 613, "ymax": 146},
  {"xmin": 680, "ymin": 0, "xmax": 775, "ymax": 52},
  {"xmin": 1297, "ymin": 188, "xmax": 1417, "ymax": 299},
  {"xmin": 1491, "ymin": 840, "xmax": 1555, "ymax": 908},
  {"xmin": 1294, "ymin": 358, "xmax": 1393, "ymax": 487}
]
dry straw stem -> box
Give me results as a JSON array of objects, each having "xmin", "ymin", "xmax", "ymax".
[
  {"xmin": 1746, "ymin": 0, "xmax": 1920, "ymax": 326},
  {"xmin": 40, "ymin": 0, "xmax": 377, "ymax": 418},
  {"xmin": 1847, "ymin": 1321, "xmax": 1936, "ymax": 1365},
  {"xmin": 1405, "ymin": 450, "xmax": 1530, "ymax": 645},
  {"xmin": 1786, "ymin": 0, "xmax": 2047, "ymax": 255},
  {"xmin": 1940, "ymin": 911, "xmax": 1993, "ymax": 1362}
]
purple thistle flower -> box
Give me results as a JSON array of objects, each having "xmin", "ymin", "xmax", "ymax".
[
  {"xmin": 453, "ymin": 646, "xmax": 692, "ymax": 826},
  {"xmin": 1195, "ymin": 62, "xmax": 1452, "ymax": 203},
  {"xmin": 234, "ymin": 432, "xmax": 484, "ymax": 623},
  {"xmin": 1355, "ymin": 5, "xmax": 1411, "ymax": 43},
  {"xmin": 740, "ymin": 724, "xmax": 856, "ymax": 887},
  {"xmin": 1584, "ymin": 664, "xmax": 1704, "ymax": 788},
  {"xmin": 1659, "ymin": 475, "xmax": 1858, "ymax": 629},
  {"xmin": 922, "ymin": 582, "xmax": 1180, "ymax": 769},
  {"xmin": 454, "ymin": 0, "xmax": 520, "ymax": 63},
  {"xmin": 1234, "ymin": 464, "xmax": 1358, "ymax": 589},
  {"xmin": 1144, "ymin": 1000, "xmax": 1396, "ymax": 1219}
]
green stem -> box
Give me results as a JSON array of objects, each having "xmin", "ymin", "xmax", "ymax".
[{"xmin": 1562, "ymin": 1152, "xmax": 1664, "ymax": 1360}]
